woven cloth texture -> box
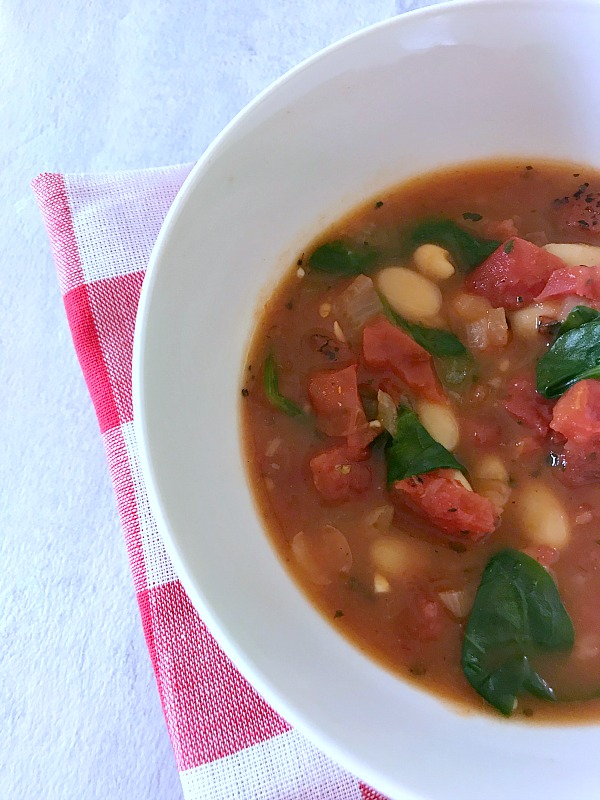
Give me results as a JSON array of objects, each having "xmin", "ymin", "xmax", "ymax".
[{"xmin": 32, "ymin": 166, "xmax": 388, "ymax": 800}]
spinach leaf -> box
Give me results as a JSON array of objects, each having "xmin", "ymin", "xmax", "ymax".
[
  {"xmin": 536, "ymin": 316, "xmax": 600, "ymax": 398},
  {"xmin": 263, "ymin": 353, "xmax": 303, "ymax": 417},
  {"xmin": 309, "ymin": 240, "xmax": 378, "ymax": 276},
  {"xmin": 385, "ymin": 407, "xmax": 465, "ymax": 486},
  {"xmin": 404, "ymin": 217, "xmax": 500, "ymax": 272},
  {"xmin": 462, "ymin": 549, "xmax": 574, "ymax": 716},
  {"xmin": 380, "ymin": 296, "xmax": 467, "ymax": 357},
  {"xmin": 558, "ymin": 304, "xmax": 600, "ymax": 335}
]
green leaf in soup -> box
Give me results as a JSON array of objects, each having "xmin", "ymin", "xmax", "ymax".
[
  {"xmin": 462, "ymin": 549, "xmax": 574, "ymax": 716},
  {"xmin": 557, "ymin": 304, "xmax": 600, "ymax": 335},
  {"xmin": 536, "ymin": 316, "xmax": 600, "ymax": 398},
  {"xmin": 385, "ymin": 407, "xmax": 466, "ymax": 486},
  {"xmin": 404, "ymin": 217, "xmax": 500, "ymax": 272},
  {"xmin": 379, "ymin": 295, "xmax": 467, "ymax": 358},
  {"xmin": 309, "ymin": 241, "xmax": 379, "ymax": 276},
  {"xmin": 263, "ymin": 353, "xmax": 303, "ymax": 417}
]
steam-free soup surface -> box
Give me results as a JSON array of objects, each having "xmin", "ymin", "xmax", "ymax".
[{"xmin": 241, "ymin": 161, "xmax": 600, "ymax": 720}]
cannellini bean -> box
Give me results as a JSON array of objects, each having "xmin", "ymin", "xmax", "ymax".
[
  {"xmin": 473, "ymin": 454, "xmax": 509, "ymax": 483},
  {"xmin": 451, "ymin": 292, "xmax": 492, "ymax": 321},
  {"xmin": 515, "ymin": 481, "xmax": 571, "ymax": 549},
  {"xmin": 370, "ymin": 537, "xmax": 409, "ymax": 577},
  {"xmin": 471, "ymin": 454, "xmax": 511, "ymax": 513},
  {"xmin": 416, "ymin": 400, "xmax": 460, "ymax": 451},
  {"xmin": 543, "ymin": 242, "xmax": 600, "ymax": 267},
  {"xmin": 510, "ymin": 301, "xmax": 562, "ymax": 339},
  {"xmin": 373, "ymin": 573, "xmax": 391, "ymax": 593},
  {"xmin": 291, "ymin": 525, "xmax": 352, "ymax": 585},
  {"xmin": 370, "ymin": 535, "xmax": 429, "ymax": 578},
  {"xmin": 449, "ymin": 469, "xmax": 473, "ymax": 492},
  {"xmin": 413, "ymin": 244, "xmax": 455, "ymax": 281},
  {"xmin": 375, "ymin": 266, "xmax": 442, "ymax": 322}
]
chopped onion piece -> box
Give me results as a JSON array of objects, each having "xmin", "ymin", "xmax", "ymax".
[
  {"xmin": 291, "ymin": 525, "xmax": 352, "ymax": 586},
  {"xmin": 438, "ymin": 589, "xmax": 471, "ymax": 619},
  {"xmin": 486, "ymin": 307, "xmax": 508, "ymax": 347},
  {"xmin": 377, "ymin": 389, "xmax": 397, "ymax": 435},
  {"xmin": 364, "ymin": 504, "xmax": 394, "ymax": 531},
  {"xmin": 336, "ymin": 275, "xmax": 383, "ymax": 334},
  {"xmin": 465, "ymin": 307, "xmax": 508, "ymax": 350}
]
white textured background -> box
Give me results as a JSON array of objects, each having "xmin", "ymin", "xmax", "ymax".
[{"xmin": 1, "ymin": 1, "xmax": 442, "ymax": 797}]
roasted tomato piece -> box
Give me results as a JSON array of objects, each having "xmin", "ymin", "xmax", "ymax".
[
  {"xmin": 399, "ymin": 581, "xmax": 445, "ymax": 643},
  {"xmin": 308, "ymin": 364, "xmax": 367, "ymax": 437},
  {"xmin": 536, "ymin": 266, "xmax": 600, "ymax": 302},
  {"xmin": 550, "ymin": 380, "xmax": 600, "ymax": 485},
  {"xmin": 550, "ymin": 379, "xmax": 600, "ymax": 442},
  {"xmin": 362, "ymin": 317, "xmax": 445, "ymax": 402},
  {"xmin": 465, "ymin": 237, "xmax": 565, "ymax": 310},
  {"xmin": 392, "ymin": 469, "xmax": 497, "ymax": 542},
  {"xmin": 310, "ymin": 444, "xmax": 371, "ymax": 502},
  {"xmin": 505, "ymin": 374, "xmax": 554, "ymax": 438}
]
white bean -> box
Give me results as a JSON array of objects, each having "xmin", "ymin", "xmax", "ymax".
[
  {"xmin": 450, "ymin": 470, "xmax": 473, "ymax": 492},
  {"xmin": 416, "ymin": 400, "xmax": 460, "ymax": 451},
  {"xmin": 370, "ymin": 537, "xmax": 409, "ymax": 577},
  {"xmin": 544, "ymin": 242, "xmax": 600, "ymax": 267},
  {"xmin": 413, "ymin": 244, "xmax": 455, "ymax": 281},
  {"xmin": 370, "ymin": 535, "xmax": 429, "ymax": 578},
  {"xmin": 373, "ymin": 574, "xmax": 391, "ymax": 594},
  {"xmin": 375, "ymin": 266, "xmax": 442, "ymax": 322},
  {"xmin": 473, "ymin": 454, "xmax": 509, "ymax": 483},
  {"xmin": 510, "ymin": 301, "xmax": 561, "ymax": 339},
  {"xmin": 515, "ymin": 481, "xmax": 571, "ymax": 549}
]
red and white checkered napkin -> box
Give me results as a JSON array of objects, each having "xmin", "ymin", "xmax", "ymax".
[{"xmin": 32, "ymin": 167, "xmax": 388, "ymax": 800}]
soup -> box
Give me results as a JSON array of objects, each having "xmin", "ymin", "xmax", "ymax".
[{"xmin": 241, "ymin": 161, "xmax": 600, "ymax": 720}]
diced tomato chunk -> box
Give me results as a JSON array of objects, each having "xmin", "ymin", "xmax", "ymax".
[
  {"xmin": 308, "ymin": 364, "xmax": 368, "ymax": 437},
  {"xmin": 505, "ymin": 374, "xmax": 554, "ymax": 438},
  {"xmin": 558, "ymin": 446, "xmax": 600, "ymax": 486},
  {"xmin": 550, "ymin": 380, "xmax": 600, "ymax": 485},
  {"xmin": 551, "ymin": 379, "xmax": 600, "ymax": 442},
  {"xmin": 362, "ymin": 317, "xmax": 445, "ymax": 402},
  {"xmin": 399, "ymin": 582, "xmax": 445, "ymax": 643},
  {"xmin": 553, "ymin": 187, "xmax": 600, "ymax": 236},
  {"xmin": 465, "ymin": 237, "xmax": 565, "ymax": 310},
  {"xmin": 391, "ymin": 469, "xmax": 497, "ymax": 542},
  {"xmin": 536, "ymin": 266, "xmax": 600, "ymax": 302},
  {"xmin": 310, "ymin": 445, "xmax": 371, "ymax": 502}
]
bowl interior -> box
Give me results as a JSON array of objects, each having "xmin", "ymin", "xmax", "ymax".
[{"xmin": 134, "ymin": 2, "xmax": 600, "ymax": 797}]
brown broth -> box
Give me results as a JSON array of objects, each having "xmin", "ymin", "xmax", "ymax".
[{"xmin": 240, "ymin": 160, "xmax": 600, "ymax": 722}]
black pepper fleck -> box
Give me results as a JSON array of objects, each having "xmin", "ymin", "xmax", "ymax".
[{"xmin": 241, "ymin": 388, "xmax": 249, "ymax": 397}]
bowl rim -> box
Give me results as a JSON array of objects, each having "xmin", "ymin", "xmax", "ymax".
[{"xmin": 132, "ymin": 0, "xmax": 600, "ymax": 795}]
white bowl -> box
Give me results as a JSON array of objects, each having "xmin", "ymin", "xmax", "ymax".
[{"xmin": 133, "ymin": 2, "xmax": 600, "ymax": 797}]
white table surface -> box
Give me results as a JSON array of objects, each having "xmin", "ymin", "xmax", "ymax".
[{"xmin": 1, "ymin": 0, "xmax": 441, "ymax": 796}]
